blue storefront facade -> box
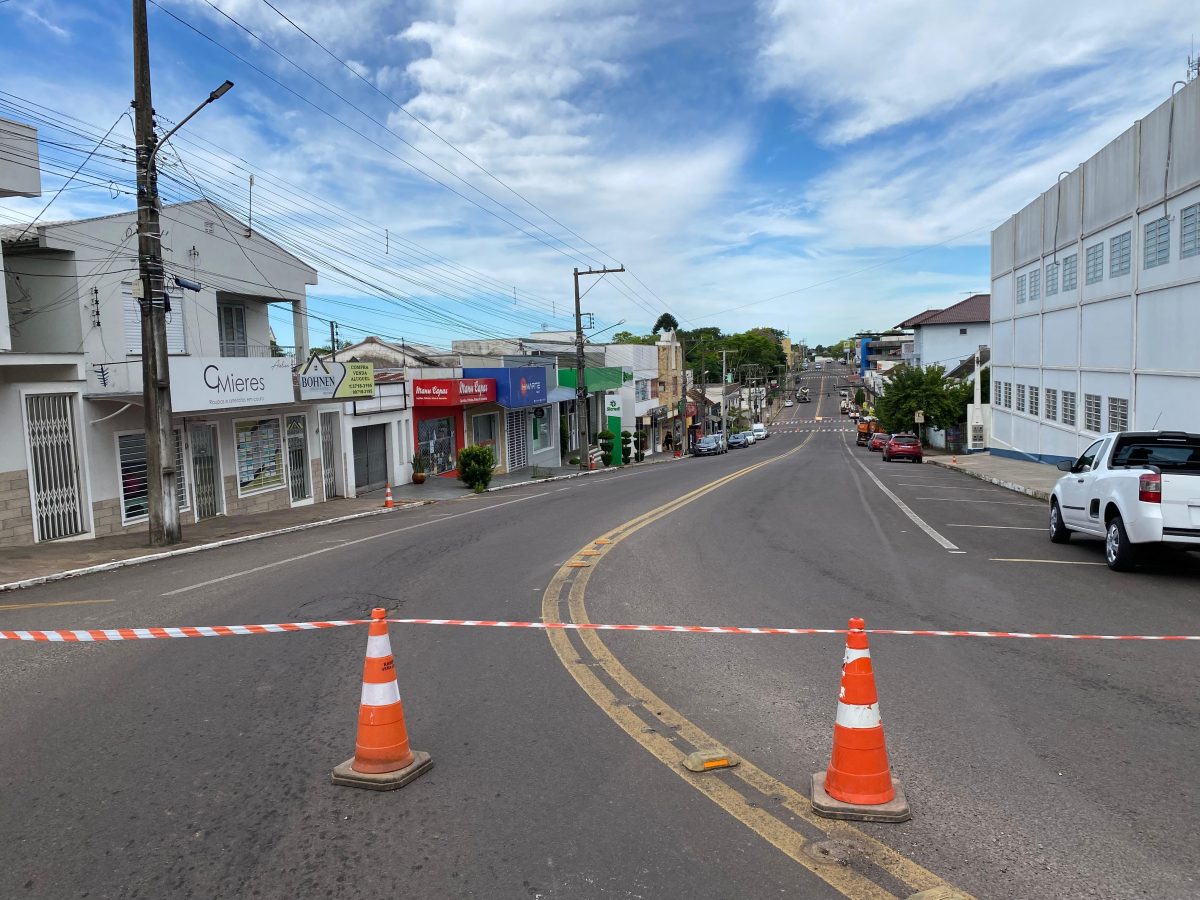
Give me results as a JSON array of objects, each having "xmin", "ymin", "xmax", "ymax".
[{"xmin": 462, "ymin": 366, "xmax": 558, "ymax": 472}]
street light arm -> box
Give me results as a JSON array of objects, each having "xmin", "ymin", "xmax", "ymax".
[{"xmin": 149, "ymin": 80, "xmax": 233, "ymax": 162}]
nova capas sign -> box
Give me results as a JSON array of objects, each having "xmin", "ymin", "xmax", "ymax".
[{"xmin": 412, "ymin": 377, "xmax": 497, "ymax": 406}]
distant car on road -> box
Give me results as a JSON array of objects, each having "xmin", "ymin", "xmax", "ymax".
[
  {"xmin": 751, "ymin": 422, "xmax": 768, "ymax": 440},
  {"xmin": 883, "ymin": 434, "xmax": 923, "ymax": 463},
  {"xmin": 868, "ymin": 432, "xmax": 891, "ymax": 452},
  {"xmin": 784, "ymin": 399, "xmax": 794, "ymax": 407},
  {"xmin": 693, "ymin": 435, "xmax": 725, "ymax": 456},
  {"xmin": 814, "ymin": 363, "xmax": 823, "ymax": 370},
  {"xmin": 727, "ymin": 432, "xmax": 748, "ymax": 449}
]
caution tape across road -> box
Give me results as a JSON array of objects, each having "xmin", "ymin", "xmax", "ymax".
[{"xmin": 1, "ymin": 617, "xmax": 1198, "ymax": 642}]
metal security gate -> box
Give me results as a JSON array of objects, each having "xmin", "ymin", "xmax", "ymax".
[
  {"xmin": 417, "ymin": 417, "xmax": 456, "ymax": 475},
  {"xmin": 353, "ymin": 424, "xmax": 389, "ymax": 492},
  {"xmin": 189, "ymin": 425, "xmax": 221, "ymax": 519},
  {"xmin": 506, "ymin": 409, "xmax": 527, "ymax": 470},
  {"xmin": 320, "ymin": 412, "xmax": 339, "ymax": 499},
  {"xmin": 25, "ymin": 393, "xmax": 85, "ymax": 541},
  {"xmin": 286, "ymin": 415, "xmax": 311, "ymax": 502}
]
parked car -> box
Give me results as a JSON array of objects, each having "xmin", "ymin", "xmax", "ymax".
[
  {"xmin": 727, "ymin": 432, "xmax": 749, "ymax": 449},
  {"xmin": 693, "ymin": 435, "xmax": 724, "ymax": 456},
  {"xmin": 741, "ymin": 431, "xmax": 756, "ymax": 445},
  {"xmin": 1049, "ymin": 430, "xmax": 1200, "ymax": 570},
  {"xmin": 814, "ymin": 363, "xmax": 823, "ymax": 370},
  {"xmin": 784, "ymin": 399, "xmax": 794, "ymax": 407},
  {"xmin": 883, "ymin": 434, "xmax": 923, "ymax": 463},
  {"xmin": 751, "ymin": 422, "xmax": 768, "ymax": 440},
  {"xmin": 867, "ymin": 432, "xmax": 891, "ymax": 452}
]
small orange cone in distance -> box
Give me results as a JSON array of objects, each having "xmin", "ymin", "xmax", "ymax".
[
  {"xmin": 332, "ymin": 608, "xmax": 432, "ymax": 791},
  {"xmin": 382, "ymin": 483, "xmax": 394, "ymax": 508},
  {"xmin": 951, "ymin": 454, "xmax": 958, "ymax": 465},
  {"xmin": 811, "ymin": 617, "xmax": 911, "ymax": 822}
]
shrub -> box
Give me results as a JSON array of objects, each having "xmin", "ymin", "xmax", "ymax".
[
  {"xmin": 597, "ymin": 429, "xmax": 615, "ymax": 467},
  {"xmin": 457, "ymin": 444, "xmax": 496, "ymax": 493},
  {"xmin": 620, "ymin": 430, "xmax": 633, "ymax": 466}
]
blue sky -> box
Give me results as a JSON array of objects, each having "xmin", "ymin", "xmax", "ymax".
[{"xmin": 1, "ymin": 0, "xmax": 1194, "ymax": 348}]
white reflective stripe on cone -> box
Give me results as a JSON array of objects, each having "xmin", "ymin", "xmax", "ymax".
[
  {"xmin": 842, "ymin": 647, "xmax": 871, "ymax": 664},
  {"xmin": 365, "ymin": 634, "xmax": 393, "ymax": 659},
  {"xmin": 835, "ymin": 701, "xmax": 881, "ymax": 729},
  {"xmin": 360, "ymin": 679, "xmax": 402, "ymax": 707}
]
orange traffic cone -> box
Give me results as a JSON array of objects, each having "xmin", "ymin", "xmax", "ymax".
[
  {"xmin": 382, "ymin": 483, "xmax": 394, "ymax": 508},
  {"xmin": 951, "ymin": 455, "xmax": 958, "ymax": 465},
  {"xmin": 811, "ymin": 617, "xmax": 910, "ymax": 822},
  {"xmin": 332, "ymin": 608, "xmax": 433, "ymax": 791}
]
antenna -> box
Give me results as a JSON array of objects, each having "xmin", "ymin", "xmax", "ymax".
[
  {"xmin": 1189, "ymin": 37, "xmax": 1199, "ymax": 81},
  {"xmin": 1152, "ymin": 410, "xmax": 1164, "ymax": 430}
]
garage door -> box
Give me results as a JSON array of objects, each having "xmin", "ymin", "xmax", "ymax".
[{"xmin": 352, "ymin": 424, "xmax": 388, "ymax": 492}]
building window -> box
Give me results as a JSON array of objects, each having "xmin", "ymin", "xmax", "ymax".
[
  {"xmin": 1182, "ymin": 203, "xmax": 1200, "ymax": 259},
  {"xmin": 1045, "ymin": 388, "xmax": 1058, "ymax": 421},
  {"xmin": 1143, "ymin": 216, "xmax": 1170, "ymax": 269},
  {"xmin": 1028, "ymin": 269, "xmax": 1041, "ymax": 302},
  {"xmin": 1107, "ymin": 397, "xmax": 1129, "ymax": 433},
  {"xmin": 123, "ymin": 282, "xmax": 186, "ymax": 354},
  {"xmin": 959, "ymin": 327, "xmax": 967, "ymax": 335},
  {"xmin": 1109, "ymin": 231, "xmax": 1131, "ymax": 277},
  {"xmin": 1003, "ymin": 382, "xmax": 1012, "ymax": 409},
  {"xmin": 218, "ymin": 303, "xmax": 248, "ymax": 357},
  {"xmin": 234, "ymin": 417, "xmax": 284, "ymax": 495},
  {"xmin": 471, "ymin": 412, "xmax": 498, "ymax": 451},
  {"xmin": 1083, "ymin": 394, "xmax": 1102, "ymax": 432},
  {"xmin": 1016, "ymin": 274, "xmax": 1027, "ymax": 303},
  {"xmin": 530, "ymin": 407, "xmax": 552, "ymax": 452},
  {"xmin": 1062, "ymin": 254, "xmax": 1078, "ymax": 290},
  {"xmin": 635, "ymin": 379, "xmax": 650, "ymax": 402},
  {"xmin": 1016, "ymin": 384, "xmax": 1026, "ymax": 412},
  {"xmin": 1029, "ymin": 386, "xmax": 1039, "ymax": 417},
  {"xmin": 1045, "ymin": 261, "xmax": 1059, "ymax": 296},
  {"xmin": 1085, "ymin": 243, "xmax": 1104, "ymax": 284},
  {"xmin": 117, "ymin": 430, "xmax": 187, "ymax": 523},
  {"xmin": 1062, "ymin": 391, "xmax": 1077, "ymax": 427},
  {"xmin": 994, "ymin": 380, "xmax": 1002, "ymax": 405}
]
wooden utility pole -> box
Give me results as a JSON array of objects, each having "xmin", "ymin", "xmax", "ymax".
[
  {"xmin": 133, "ymin": 0, "xmax": 180, "ymax": 545},
  {"xmin": 572, "ymin": 265, "xmax": 624, "ymax": 470}
]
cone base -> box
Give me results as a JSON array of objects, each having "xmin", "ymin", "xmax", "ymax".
[
  {"xmin": 810, "ymin": 772, "xmax": 911, "ymax": 823},
  {"xmin": 332, "ymin": 750, "xmax": 432, "ymax": 791}
]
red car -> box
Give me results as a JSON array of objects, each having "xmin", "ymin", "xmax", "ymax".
[
  {"xmin": 883, "ymin": 434, "xmax": 923, "ymax": 463},
  {"xmin": 867, "ymin": 432, "xmax": 891, "ymax": 452}
]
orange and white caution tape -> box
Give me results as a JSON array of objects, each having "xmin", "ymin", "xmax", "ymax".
[{"xmin": 1, "ymin": 618, "xmax": 1198, "ymax": 643}]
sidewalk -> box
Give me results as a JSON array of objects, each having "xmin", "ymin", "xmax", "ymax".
[{"xmin": 925, "ymin": 451, "xmax": 1059, "ymax": 501}]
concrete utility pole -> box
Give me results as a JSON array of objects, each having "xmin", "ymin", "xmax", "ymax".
[
  {"xmin": 720, "ymin": 349, "xmax": 733, "ymax": 440},
  {"xmin": 132, "ymin": 0, "xmax": 179, "ymax": 547},
  {"xmin": 573, "ymin": 265, "xmax": 624, "ymax": 470}
]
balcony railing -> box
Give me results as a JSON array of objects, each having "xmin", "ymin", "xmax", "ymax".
[{"xmin": 220, "ymin": 342, "xmax": 297, "ymax": 367}]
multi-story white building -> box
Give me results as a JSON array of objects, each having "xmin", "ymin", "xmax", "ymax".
[
  {"xmin": 990, "ymin": 76, "xmax": 1200, "ymax": 463},
  {"xmin": 897, "ymin": 294, "xmax": 990, "ymax": 372}
]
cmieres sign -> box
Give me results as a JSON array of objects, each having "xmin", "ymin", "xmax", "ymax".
[
  {"xmin": 170, "ymin": 357, "xmax": 294, "ymax": 411},
  {"xmin": 412, "ymin": 377, "xmax": 496, "ymax": 406},
  {"xmin": 297, "ymin": 356, "xmax": 375, "ymax": 400}
]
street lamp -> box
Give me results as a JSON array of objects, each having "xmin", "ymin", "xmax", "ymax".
[{"xmin": 150, "ymin": 80, "xmax": 234, "ymax": 163}]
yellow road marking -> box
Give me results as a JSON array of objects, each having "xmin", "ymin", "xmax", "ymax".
[
  {"xmin": 542, "ymin": 436, "xmax": 970, "ymax": 899},
  {"xmin": 0, "ymin": 598, "xmax": 116, "ymax": 612}
]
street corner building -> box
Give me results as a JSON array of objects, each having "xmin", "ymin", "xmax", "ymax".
[{"xmin": 0, "ymin": 148, "xmax": 375, "ymax": 545}]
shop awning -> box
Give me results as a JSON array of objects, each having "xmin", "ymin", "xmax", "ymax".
[{"xmin": 547, "ymin": 386, "xmax": 575, "ymax": 403}]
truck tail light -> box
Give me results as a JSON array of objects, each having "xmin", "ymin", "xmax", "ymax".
[{"xmin": 1138, "ymin": 471, "xmax": 1162, "ymax": 503}]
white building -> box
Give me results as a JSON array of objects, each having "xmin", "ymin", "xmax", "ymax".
[
  {"xmin": 898, "ymin": 294, "xmax": 990, "ymax": 372},
  {"xmin": 990, "ymin": 76, "xmax": 1200, "ymax": 463}
]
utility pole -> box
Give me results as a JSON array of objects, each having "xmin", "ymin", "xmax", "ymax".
[
  {"xmin": 719, "ymin": 349, "xmax": 732, "ymax": 440},
  {"xmin": 133, "ymin": 0, "xmax": 180, "ymax": 546},
  {"xmin": 330, "ymin": 321, "xmax": 337, "ymax": 362},
  {"xmin": 573, "ymin": 265, "xmax": 624, "ymax": 470}
]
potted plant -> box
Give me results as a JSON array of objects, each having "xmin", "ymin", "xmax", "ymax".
[
  {"xmin": 410, "ymin": 452, "xmax": 428, "ymax": 484},
  {"xmin": 620, "ymin": 430, "xmax": 633, "ymax": 466}
]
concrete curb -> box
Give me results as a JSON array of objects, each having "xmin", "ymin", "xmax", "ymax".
[
  {"xmin": 0, "ymin": 500, "xmax": 435, "ymax": 593},
  {"xmin": 925, "ymin": 458, "xmax": 1052, "ymax": 501}
]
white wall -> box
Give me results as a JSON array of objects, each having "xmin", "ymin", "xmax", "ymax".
[{"xmin": 916, "ymin": 322, "xmax": 988, "ymax": 370}]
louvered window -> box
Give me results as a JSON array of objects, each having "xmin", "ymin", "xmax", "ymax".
[
  {"xmin": 123, "ymin": 282, "xmax": 186, "ymax": 354},
  {"xmin": 1143, "ymin": 217, "xmax": 1169, "ymax": 269}
]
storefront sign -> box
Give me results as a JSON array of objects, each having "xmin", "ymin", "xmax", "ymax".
[
  {"xmin": 462, "ymin": 366, "xmax": 548, "ymax": 408},
  {"xmin": 605, "ymin": 395, "xmax": 622, "ymax": 416},
  {"xmin": 412, "ymin": 377, "xmax": 496, "ymax": 406},
  {"xmin": 298, "ymin": 356, "xmax": 375, "ymax": 400},
  {"xmin": 170, "ymin": 357, "xmax": 294, "ymax": 412},
  {"xmin": 647, "ymin": 405, "xmax": 668, "ymax": 420}
]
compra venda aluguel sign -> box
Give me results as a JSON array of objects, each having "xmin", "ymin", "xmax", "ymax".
[{"xmin": 298, "ymin": 356, "xmax": 375, "ymax": 401}]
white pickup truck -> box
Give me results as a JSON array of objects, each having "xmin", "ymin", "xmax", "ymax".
[{"xmin": 1049, "ymin": 431, "xmax": 1200, "ymax": 571}]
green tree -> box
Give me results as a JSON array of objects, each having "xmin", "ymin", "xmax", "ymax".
[
  {"xmin": 652, "ymin": 313, "xmax": 679, "ymax": 334},
  {"xmin": 874, "ymin": 365, "xmax": 965, "ymax": 436},
  {"xmin": 612, "ymin": 330, "xmax": 656, "ymax": 345}
]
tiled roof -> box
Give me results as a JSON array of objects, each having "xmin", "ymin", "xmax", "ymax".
[
  {"xmin": 916, "ymin": 294, "xmax": 990, "ymax": 325},
  {"xmin": 896, "ymin": 308, "xmax": 943, "ymax": 328},
  {"xmin": 946, "ymin": 347, "xmax": 990, "ymax": 380}
]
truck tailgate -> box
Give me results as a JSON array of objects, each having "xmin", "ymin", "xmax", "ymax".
[{"xmin": 1161, "ymin": 472, "xmax": 1200, "ymax": 535}]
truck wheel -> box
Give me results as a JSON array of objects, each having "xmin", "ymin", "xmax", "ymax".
[
  {"xmin": 1048, "ymin": 500, "xmax": 1071, "ymax": 544},
  {"xmin": 1105, "ymin": 514, "xmax": 1138, "ymax": 571}
]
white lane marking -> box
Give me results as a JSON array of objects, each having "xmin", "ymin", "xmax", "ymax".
[
  {"xmin": 989, "ymin": 558, "xmax": 1107, "ymax": 566},
  {"xmin": 846, "ymin": 450, "xmax": 959, "ymax": 551},
  {"xmin": 162, "ymin": 491, "xmax": 554, "ymax": 596},
  {"xmin": 946, "ymin": 524, "xmax": 1044, "ymax": 530},
  {"xmin": 914, "ymin": 497, "xmax": 1042, "ymax": 506},
  {"xmin": 894, "ymin": 483, "xmax": 1009, "ymax": 492}
]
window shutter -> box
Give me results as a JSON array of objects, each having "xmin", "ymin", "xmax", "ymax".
[{"xmin": 123, "ymin": 282, "xmax": 186, "ymax": 354}]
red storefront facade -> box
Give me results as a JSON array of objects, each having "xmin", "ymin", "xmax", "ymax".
[{"xmin": 411, "ymin": 378, "xmax": 496, "ymax": 475}]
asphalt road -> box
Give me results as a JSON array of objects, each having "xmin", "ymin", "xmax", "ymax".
[{"xmin": 2, "ymin": 373, "xmax": 1197, "ymax": 899}]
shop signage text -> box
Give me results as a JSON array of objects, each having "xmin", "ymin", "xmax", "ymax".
[
  {"xmin": 412, "ymin": 377, "xmax": 496, "ymax": 406},
  {"xmin": 170, "ymin": 357, "xmax": 294, "ymax": 412},
  {"xmin": 462, "ymin": 366, "xmax": 548, "ymax": 408},
  {"xmin": 298, "ymin": 356, "xmax": 375, "ymax": 401}
]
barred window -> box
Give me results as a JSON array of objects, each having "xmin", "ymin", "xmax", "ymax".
[
  {"xmin": 1109, "ymin": 231, "xmax": 1131, "ymax": 277},
  {"xmin": 1083, "ymin": 394, "xmax": 1102, "ymax": 432},
  {"xmin": 1086, "ymin": 243, "xmax": 1104, "ymax": 284},
  {"xmin": 1045, "ymin": 261, "xmax": 1059, "ymax": 296},
  {"xmin": 1107, "ymin": 397, "xmax": 1129, "ymax": 432},
  {"xmin": 1062, "ymin": 391, "xmax": 1077, "ymax": 426},
  {"xmin": 1062, "ymin": 254, "xmax": 1078, "ymax": 290},
  {"xmin": 234, "ymin": 417, "xmax": 284, "ymax": 494},
  {"xmin": 994, "ymin": 380, "xmax": 1002, "ymax": 405},
  {"xmin": 1004, "ymin": 382, "xmax": 1012, "ymax": 409},
  {"xmin": 1029, "ymin": 269, "xmax": 1041, "ymax": 302},
  {"xmin": 1183, "ymin": 203, "xmax": 1200, "ymax": 259},
  {"xmin": 1029, "ymin": 386, "xmax": 1039, "ymax": 417},
  {"xmin": 1143, "ymin": 217, "xmax": 1169, "ymax": 269},
  {"xmin": 1016, "ymin": 384, "xmax": 1026, "ymax": 412},
  {"xmin": 1016, "ymin": 274, "xmax": 1027, "ymax": 303},
  {"xmin": 1044, "ymin": 388, "xmax": 1058, "ymax": 421},
  {"xmin": 118, "ymin": 430, "xmax": 188, "ymax": 523}
]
